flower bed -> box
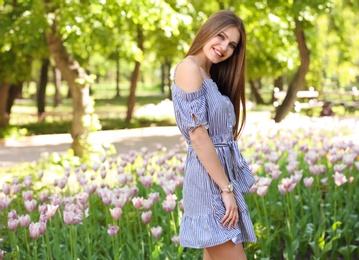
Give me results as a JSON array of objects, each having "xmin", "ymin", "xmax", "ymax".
[{"xmin": 0, "ymin": 116, "xmax": 358, "ymax": 259}]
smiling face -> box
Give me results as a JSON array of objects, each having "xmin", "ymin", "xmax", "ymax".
[{"xmin": 202, "ymin": 26, "xmax": 240, "ymax": 64}]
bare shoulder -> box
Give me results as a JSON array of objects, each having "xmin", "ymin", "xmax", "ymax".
[{"xmin": 174, "ymin": 58, "xmax": 203, "ymax": 92}]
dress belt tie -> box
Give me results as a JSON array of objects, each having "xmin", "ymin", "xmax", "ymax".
[{"xmin": 188, "ymin": 141, "xmax": 245, "ymax": 169}]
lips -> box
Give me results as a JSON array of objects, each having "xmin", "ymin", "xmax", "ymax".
[{"xmin": 213, "ymin": 48, "xmax": 223, "ymax": 57}]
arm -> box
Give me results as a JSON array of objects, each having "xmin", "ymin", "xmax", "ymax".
[{"xmin": 175, "ymin": 59, "xmax": 239, "ymax": 230}]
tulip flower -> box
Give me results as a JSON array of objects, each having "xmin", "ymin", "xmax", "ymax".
[
  {"xmin": 303, "ymin": 177, "xmax": 314, "ymax": 188},
  {"xmin": 171, "ymin": 236, "xmax": 180, "ymax": 244},
  {"xmin": 150, "ymin": 226, "xmax": 163, "ymax": 238},
  {"xmin": 110, "ymin": 207, "xmax": 122, "ymax": 220},
  {"xmin": 22, "ymin": 190, "xmax": 33, "ymax": 201},
  {"xmin": 140, "ymin": 176, "xmax": 152, "ymax": 188},
  {"xmin": 141, "ymin": 211, "xmax": 152, "ymax": 224},
  {"xmin": 257, "ymin": 186, "xmax": 268, "ymax": 197},
  {"xmin": 25, "ymin": 199, "xmax": 37, "ymax": 212},
  {"xmin": 19, "ymin": 214, "xmax": 31, "ymax": 227},
  {"xmin": 8, "ymin": 219, "xmax": 19, "ymax": 231},
  {"xmin": 2, "ymin": 184, "xmax": 10, "ymax": 195},
  {"xmin": 148, "ymin": 192, "xmax": 159, "ymax": 203},
  {"xmin": 107, "ymin": 224, "xmax": 119, "ymax": 236},
  {"xmin": 29, "ymin": 222, "xmax": 41, "ymax": 239},
  {"xmin": 23, "ymin": 176, "xmax": 32, "ymax": 188},
  {"xmin": 8, "ymin": 210, "xmax": 17, "ymax": 220},
  {"xmin": 12, "ymin": 184, "xmax": 21, "ymax": 194},
  {"xmin": 333, "ymin": 172, "xmax": 347, "ymax": 186},
  {"xmin": 132, "ymin": 197, "xmax": 143, "ymax": 209},
  {"xmin": 162, "ymin": 199, "xmax": 176, "ymax": 213},
  {"xmin": 46, "ymin": 204, "xmax": 59, "ymax": 219}
]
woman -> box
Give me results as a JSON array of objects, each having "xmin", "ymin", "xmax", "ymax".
[{"xmin": 171, "ymin": 10, "xmax": 257, "ymax": 259}]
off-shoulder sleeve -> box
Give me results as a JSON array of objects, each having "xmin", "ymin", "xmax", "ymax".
[{"xmin": 172, "ymin": 85, "xmax": 208, "ymax": 134}]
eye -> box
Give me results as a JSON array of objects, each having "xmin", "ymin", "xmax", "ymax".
[
  {"xmin": 217, "ymin": 33, "xmax": 225, "ymax": 40},
  {"xmin": 229, "ymin": 43, "xmax": 236, "ymax": 49}
]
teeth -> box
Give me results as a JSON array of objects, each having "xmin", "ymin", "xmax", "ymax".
[{"xmin": 214, "ymin": 49, "xmax": 222, "ymax": 57}]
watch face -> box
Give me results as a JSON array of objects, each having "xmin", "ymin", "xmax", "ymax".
[{"xmin": 229, "ymin": 183, "xmax": 234, "ymax": 192}]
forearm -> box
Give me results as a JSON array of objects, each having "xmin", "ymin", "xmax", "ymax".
[{"xmin": 189, "ymin": 126, "xmax": 230, "ymax": 190}]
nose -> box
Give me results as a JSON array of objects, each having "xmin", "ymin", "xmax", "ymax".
[{"xmin": 220, "ymin": 40, "xmax": 229, "ymax": 51}]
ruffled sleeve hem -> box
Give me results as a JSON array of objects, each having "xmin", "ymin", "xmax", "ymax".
[{"xmin": 172, "ymin": 83, "xmax": 209, "ymax": 135}]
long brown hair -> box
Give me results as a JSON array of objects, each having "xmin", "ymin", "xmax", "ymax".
[{"xmin": 186, "ymin": 10, "xmax": 247, "ymax": 140}]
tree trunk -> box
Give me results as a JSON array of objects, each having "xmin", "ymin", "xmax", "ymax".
[
  {"xmin": 53, "ymin": 65, "xmax": 62, "ymax": 107},
  {"xmin": 37, "ymin": 58, "xmax": 49, "ymax": 119},
  {"xmin": 274, "ymin": 20, "xmax": 310, "ymax": 122},
  {"xmin": 7, "ymin": 83, "xmax": 23, "ymax": 114},
  {"xmin": 272, "ymin": 76, "xmax": 284, "ymax": 103},
  {"xmin": 0, "ymin": 83, "xmax": 11, "ymax": 128},
  {"xmin": 115, "ymin": 51, "xmax": 121, "ymax": 98},
  {"xmin": 249, "ymin": 78, "xmax": 265, "ymax": 104},
  {"xmin": 46, "ymin": 20, "xmax": 91, "ymax": 157},
  {"xmin": 161, "ymin": 62, "xmax": 165, "ymax": 94},
  {"xmin": 126, "ymin": 26, "xmax": 144, "ymax": 123}
]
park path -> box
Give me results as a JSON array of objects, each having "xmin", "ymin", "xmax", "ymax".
[
  {"xmin": 0, "ymin": 112, "xmax": 271, "ymax": 168},
  {"xmin": 0, "ymin": 126, "xmax": 183, "ymax": 168}
]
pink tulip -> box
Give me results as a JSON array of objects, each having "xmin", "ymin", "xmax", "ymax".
[
  {"xmin": 303, "ymin": 177, "xmax": 314, "ymax": 188},
  {"xmin": 343, "ymin": 154, "xmax": 356, "ymax": 167},
  {"xmin": 23, "ymin": 176, "xmax": 32, "ymax": 188},
  {"xmin": 39, "ymin": 213, "xmax": 48, "ymax": 223},
  {"xmin": 22, "ymin": 190, "xmax": 33, "ymax": 201},
  {"xmin": 84, "ymin": 184, "xmax": 96, "ymax": 195},
  {"xmin": 8, "ymin": 219, "xmax": 19, "ymax": 231},
  {"xmin": 110, "ymin": 207, "xmax": 122, "ymax": 220},
  {"xmin": 321, "ymin": 178, "xmax": 328, "ymax": 184},
  {"xmin": 8, "ymin": 210, "xmax": 17, "ymax": 220},
  {"xmin": 333, "ymin": 172, "xmax": 347, "ymax": 186},
  {"xmin": 142, "ymin": 199, "xmax": 154, "ymax": 210},
  {"xmin": 257, "ymin": 177, "xmax": 272, "ymax": 187},
  {"xmin": 57, "ymin": 177, "xmax": 68, "ymax": 189},
  {"xmin": 46, "ymin": 204, "xmax": 59, "ymax": 219},
  {"xmin": 178, "ymin": 199, "xmax": 184, "ymax": 211},
  {"xmin": 150, "ymin": 226, "xmax": 163, "ymax": 238},
  {"xmin": 162, "ymin": 200, "xmax": 176, "ymax": 213},
  {"xmin": 63, "ymin": 211, "xmax": 76, "ymax": 225},
  {"xmin": 38, "ymin": 203, "xmax": 48, "ymax": 214},
  {"xmin": 25, "ymin": 199, "xmax": 37, "ymax": 212},
  {"xmin": 38, "ymin": 192, "xmax": 49, "ymax": 203},
  {"xmin": 148, "ymin": 192, "xmax": 159, "ymax": 203},
  {"xmin": 349, "ymin": 176, "xmax": 354, "ymax": 183},
  {"xmin": 333, "ymin": 164, "xmax": 346, "ymax": 173},
  {"xmin": 49, "ymin": 194, "xmax": 63, "ymax": 206},
  {"xmin": 171, "ymin": 235, "xmax": 180, "ymax": 244},
  {"xmin": 278, "ymin": 184, "xmax": 287, "ymax": 195},
  {"xmin": 100, "ymin": 169, "xmax": 107, "ymax": 179},
  {"xmin": 29, "ymin": 222, "xmax": 41, "ymax": 239},
  {"xmin": 141, "ymin": 211, "xmax": 152, "ymax": 224},
  {"xmin": 37, "ymin": 170, "xmax": 44, "ymax": 179},
  {"xmin": 304, "ymin": 150, "xmax": 319, "ymax": 165},
  {"xmin": 12, "ymin": 184, "xmax": 21, "ymax": 194},
  {"xmin": 2, "ymin": 184, "xmax": 11, "ymax": 195},
  {"xmin": 13, "ymin": 177, "xmax": 19, "ymax": 185},
  {"xmin": 132, "ymin": 197, "xmax": 143, "ymax": 209},
  {"xmin": 107, "ymin": 224, "xmax": 119, "ymax": 236},
  {"xmin": 256, "ymin": 186, "xmax": 268, "ymax": 197},
  {"xmin": 38, "ymin": 222, "xmax": 47, "ymax": 235},
  {"xmin": 140, "ymin": 176, "xmax": 152, "ymax": 188},
  {"xmin": 118, "ymin": 174, "xmax": 128, "ymax": 185},
  {"xmin": 112, "ymin": 196, "xmax": 127, "ymax": 208},
  {"xmin": 77, "ymin": 192, "xmax": 89, "ymax": 205},
  {"xmin": 130, "ymin": 186, "xmax": 138, "ymax": 196}
]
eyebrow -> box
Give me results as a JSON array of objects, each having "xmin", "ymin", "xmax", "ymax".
[{"xmin": 221, "ymin": 31, "xmax": 238, "ymax": 46}]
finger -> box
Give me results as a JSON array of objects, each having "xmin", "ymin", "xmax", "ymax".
[{"xmin": 221, "ymin": 210, "xmax": 231, "ymax": 224}]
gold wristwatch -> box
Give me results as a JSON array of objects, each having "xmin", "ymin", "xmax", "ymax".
[{"xmin": 221, "ymin": 182, "xmax": 234, "ymax": 193}]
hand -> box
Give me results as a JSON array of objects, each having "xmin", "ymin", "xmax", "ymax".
[{"xmin": 221, "ymin": 192, "xmax": 238, "ymax": 230}]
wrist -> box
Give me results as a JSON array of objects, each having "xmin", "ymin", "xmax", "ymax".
[{"xmin": 220, "ymin": 182, "xmax": 233, "ymax": 193}]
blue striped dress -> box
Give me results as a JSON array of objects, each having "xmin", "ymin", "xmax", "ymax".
[{"xmin": 172, "ymin": 68, "xmax": 257, "ymax": 249}]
